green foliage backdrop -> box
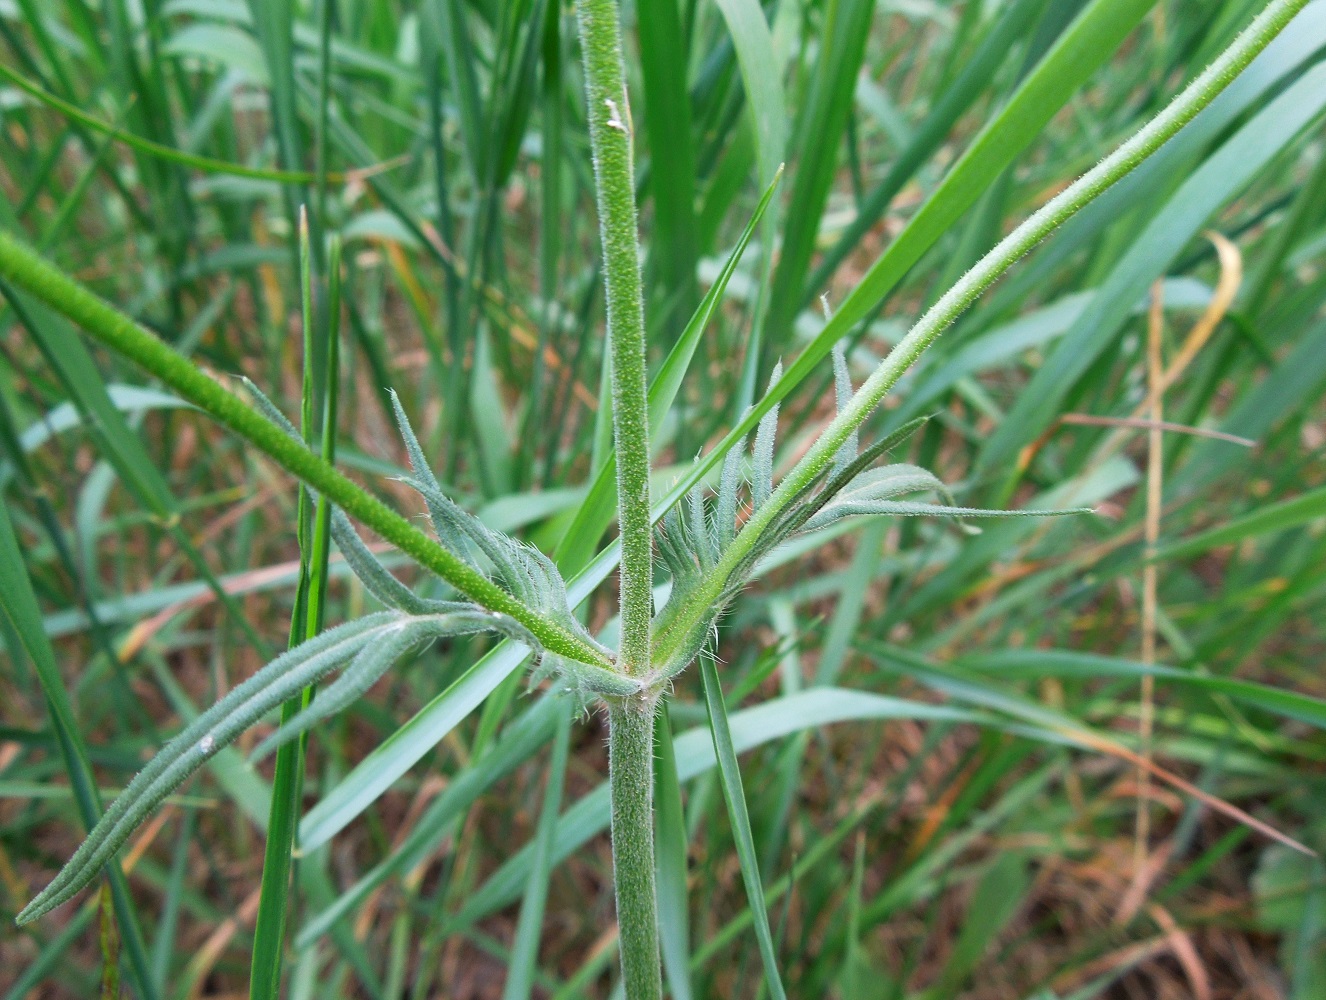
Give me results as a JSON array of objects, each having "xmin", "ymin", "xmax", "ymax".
[{"xmin": 1, "ymin": 0, "xmax": 1325, "ymax": 997}]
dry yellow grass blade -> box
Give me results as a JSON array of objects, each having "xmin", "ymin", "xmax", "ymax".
[
  {"xmin": 183, "ymin": 887, "xmax": 264, "ymax": 1000},
  {"xmin": 1017, "ymin": 230, "xmax": 1245, "ymax": 474},
  {"xmin": 1060, "ymin": 722, "xmax": 1315, "ymax": 858},
  {"xmin": 1058, "ymin": 413, "xmax": 1254, "ymax": 446},
  {"xmin": 1147, "ymin": 231, "xmax": 1244, "ymax": 404}
]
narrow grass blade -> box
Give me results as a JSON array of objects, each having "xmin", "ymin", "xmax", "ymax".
[
  {"xmin": 921, "ymin": 852, "xmax": 1031, "ymax": 998},
  {"xmin": 699, "ymin": 656, "xmax": 788, "ymax": 1000},
  {"xmin": 0, "ymin": 503, "xmax": 159, "ymax": 1000},
  {"xmin": 433, "ymin": 0, "xmax": 487, "ymax": 184},
  {"xmin": 2, "ymin": 904, "xmax": 97, "ymax": 1000},
  {"xmin": 245, "ymin": 0, "xmax": 304, "ymax": 184},
  {"xmin": 384, "ymin": 689, "xmax": 977, "ymax": 933},
  {"xmin": 150, "ymin": 807, "xmax": 195, "ymax": 993},
  {"xmin": 1154, "ymin": 485, "xmax": 1326, "ymax": 561},
  {"xmin": 800, "ymin": 0, "xmax": 1155, "ymax": 353},
  {"xmin": 555, "ymin": 167, "xmax": 783, "ymax": 572},
  {"xmin": 250, "ymin": 221, "xmax": 341, "ymax": 1000},
  {"xmin": 960, "ymin": 649, "xmax": 1326, "ymax": 731},
  {"xmin": 502, "ymin": 700, "xmax": 572, "ymax": 1000},
  {"xmin": 296, "ymin": 695, "xmax": 564, "ymax": 947},
  {"xmin": 655, "ymin": 705, "xmax": 694, "ymax": 1000},
  {"xmin": 981, "ymin": 58, "xmax": 1326, "ymax": 491},
  {"xmin": 710, "ymin": 0, "xmax": 789, "ymax": 411},
  {"xmin": 764, "ymin": 0, "xmax": 874, "ymax": 353},
  {"xmin": 804, "ymin": 0, "xmax": 1051, "ymax": 303},
  {"xmin": 0, "ymin": 287, "xmax": 272, "ymax": 657},
  {"xmin": 638, "ymin": 0, "xmax": 699, "ymax": 335},
  {"xmin": 711, "ymin": 0, "xmax": 787, "ymax": 191},
  {"xmin": 97, "ymin": 883, "xmax": 120, "ymax": 1000},
  {"xmin": 840, "ymin": 834, "xmax": 867, "ymax": 999},
  {"xmin": 651, "ymin": 0, "xmax": 1158, "ymax": 504},
  {"xmin": 871, "ymin": 645, "xmax": 1316, "ymax": 855},
  {"xmin": 297, "ymin": 640, "xmax": 531, "ymax": 851},
  {"xmin": 0, "ymin": 63, "xmax": 329, "ymax": 183},
  {"xmin": 470, "ymin": 329, "xmax": 515, "ymax": 497}
]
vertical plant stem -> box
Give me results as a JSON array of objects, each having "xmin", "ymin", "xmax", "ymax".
[
  {"xmin": 574, "ymin": 0, "xmax": 652, "ymax": 677},
  {"xmin": 574, "ymin": 2, "xmax": 660, "ymax": 994},
  {"xmin": 608, "ymin": 700, "xmax": 662, "ymax": 1000}
]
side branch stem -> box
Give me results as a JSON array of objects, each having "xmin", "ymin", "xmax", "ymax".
[
  {"xmin": 652, "ymin": 0, "xmax": 1308, "ymax": 669},
  {"xmin": 0, "ymin": 230, "xmax": 610, "ymax": 672}
]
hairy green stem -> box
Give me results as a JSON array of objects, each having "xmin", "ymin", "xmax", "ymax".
[
  {"xmin": 653, "ymin": 0, "xmax": 1309, "ymax": 668},
  {"xmin": 574, "ymin": 1, "xmax": 660, "ymax": 996},
  {"xmin": 607, "ymin": 698, "xmax": 662, "ymax": 1000},
  {"xmin": 575, "ymin": 0, "xmax": 653, "ymax": 678},
  {"xmin": 0, "ymin": 228, "xmax": 611, "ymax": 673}
]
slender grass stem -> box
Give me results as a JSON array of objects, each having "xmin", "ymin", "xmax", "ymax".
[
  {"xmin": 652, "ymin": 0, "xmax": 1309, "ymax": 669},
  {"xmin": 0, "ymin": 228, "xmax": 612, "ymax": 673}
]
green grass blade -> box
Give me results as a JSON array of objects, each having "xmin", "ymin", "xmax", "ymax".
[
  {"xmin": 0, "ymin": 63, "xmax": 329, "ymax": 183},
  {"xmin": 804, "ymin": 0, "xmax": 1050, "ymax": 304},
  {"xmin": 740, "ymin": 0, "xmax": 1155, "ymax": 423},
  {"xmin": 839, "ymin": 833, "xmax": 868, "ymax": 999},
  {"xmin": 828, "ymin": 0, "xmax": 1155, "ymax": 335},
  {"xmin": 296, "ymin": 694, "xmax": 563, "ymax": 946},
  {"xmin": 149, "ymin": 808, "xmax": 195, "ymax": 993},
  {"xmin": 1154, "ymin": 485, "xmax": 1326, "ymax": 561},
  {"xmin": 470, "ymin": 329, "xmax": 515, "ymax": 498},
  {"xmin": 297, "ymin": 640, "xmax": 531, "ymax": 851},
  {"xmin": 0, "ymin": 285, "xmax": 271, "ymax": 658},
  {"xmin": 710, "ymin": 0, "xmax": 787, "ymax": 192},
  {"xmin": 763, "ymin": 0, "xmax": 874, "ymax": 355},
  {"xmin": 555, "ymin": 167, "xmax": 783, "ymax": 572},
  {"xmin": 502, "ymin": 700, "xmax": 572, "ymax": 1000},
  {"xmin": 454, "ymin": 688, "xmax": 976, "ymax": 928},
  {"xmin": 296, "ymin": 529, "xmax": 635, "ymax": 857},
  {"xmin": 3, "ymin": 906, "xmax": 96, "ymax": 1000},
  {"xmin": 698, "ymin": 656, "xmax": 788, "ymax": 1000},
  {"xmin": 921, "ymin": 852, "xmax": 1031, "ymax": 998},
  {"xmin": 490, "ymin": 0, "xmax": 545, "ymax": 189},
  {"xmin": 435, "ymin": 0, "xmax": 488, "ymax": 185},
  {"xmin": 980, "ymin": 58, "xmax": 1326, "ymax": 492},
  {"xmin": 0, "ymin": 502, "xmax": 159, "ymax": 1000},
  {"xmin": 638, "ymin": 0, "xmax": 699, "ymax": 339},
  {"xmin": 976, "ymin": 1, "xmax": 1326, "ymax": 333},
  {"xmin": 244, "ymin": 0, "xmax": 304, "ymax": 182},
  {"xmin": 654, "ymin": 704, "xmax": 694, "ymax": 1000},
  {"xmin": 249, "ymin": 218, "xmax": 340, "ymax": 1000},
  {"xmin": 959, "ymin": 649, "xmax": 1326, "ymax": 731}
]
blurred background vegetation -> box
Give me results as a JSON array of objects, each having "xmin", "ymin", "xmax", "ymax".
[{"xmin": 1, "ymin": 0, "xmax": 1325, "ymax": 997}]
